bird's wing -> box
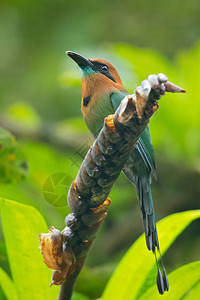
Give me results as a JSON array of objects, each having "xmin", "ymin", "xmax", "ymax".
[
  {"xmin": 111, "ymin": 91, "xmax": 156, "ymax": 177},
  {"xmin": 138, "ymin": 128, "xmax": 156, "ymax": 178},
  {"xmin": 111, "ymin": 92, "xmax": 168, "ymax": 292}
]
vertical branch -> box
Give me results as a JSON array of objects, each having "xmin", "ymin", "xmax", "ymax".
[
  {"xmin": 57, "ymin": 257, "xmax": 86, "ymax": 300},
  {"xmin": 39, "ymin": 77, "xmax": 185, "ymax": 300}
]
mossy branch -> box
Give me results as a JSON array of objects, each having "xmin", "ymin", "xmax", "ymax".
[{"xmin": 39, "ymin": 75, "xmax": 185, "ymax": 300}]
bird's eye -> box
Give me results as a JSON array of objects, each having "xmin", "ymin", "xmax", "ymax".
[{"xmin": 101, "ymin": 65, "xmax": 108, "ymax": 72}]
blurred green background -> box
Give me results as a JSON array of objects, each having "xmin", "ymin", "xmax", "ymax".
[{"xmin": 0, "ymin": 0, "xmax": 200, "ymax": 299}]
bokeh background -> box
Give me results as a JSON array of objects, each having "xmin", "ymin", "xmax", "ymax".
[{"xmin": 0, "ymin": 0, "xmax": 200, "ymax": 299}]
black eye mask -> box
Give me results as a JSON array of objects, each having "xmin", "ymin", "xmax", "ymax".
[{"xmin": 89, "ymin": 61, "xmax": 116, "ymax": 83}]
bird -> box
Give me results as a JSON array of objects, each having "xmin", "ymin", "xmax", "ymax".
[{"xmin": 67, "ymin": 51, "xmax": 169, "ymax": 294}]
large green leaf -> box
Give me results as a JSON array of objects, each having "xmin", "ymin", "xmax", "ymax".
[
  {"xmin": 0, "ymin": 267, "xmax": 18, "ymax": 300},
  {"xmin": 102, "ymin": 210, "xmax": 200, "ymax": 300},
  {"xmin": 183, "ymin": 280, "xmax": 200, "ymax": 300},
  {"xmin": 0, "ymin": 198, "xmax": 59, "ymax": 300},
  {"xmin": 138, "ymin": 261, "xmax": 200, "ymax": 299},
  {"xmin": 72, "ymin": 292, "xmax": 89, "ymax": 300},
  {"xmin": 0, "ymin": 199, "xmax": 88, "ymax": 300}
]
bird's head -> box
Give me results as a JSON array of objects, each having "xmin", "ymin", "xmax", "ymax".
[
  {"xmin": 66, "ymin": 51, "xmax": 124, "ymax": 99},
  {"xmin": 66, "ymin": 51, "xmax": 127, "ymax": 135}
]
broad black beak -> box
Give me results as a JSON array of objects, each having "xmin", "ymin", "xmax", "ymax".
[{"xmin": 66, "ymin": 51, "xmax": 94, "ymax": 69}]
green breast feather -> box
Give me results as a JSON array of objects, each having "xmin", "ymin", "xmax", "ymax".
[{"xmin": 85, "ymin": 93, "xmax": 115, "ymax": 138}]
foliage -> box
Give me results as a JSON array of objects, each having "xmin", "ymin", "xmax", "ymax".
[
  {"xmin": 102, "ymin": 210, "xmax": 200, "ymax": 300},
  {"xmin": 0, "ymin": 1, "xmax": 200, "ymax": 298},
  {"xmin": 1, "ymin": 0, "xmax": 200, "ymax": 121},
  {"xmin": 112, "ymin": 43, "xmax": 200, "ymax": 167},
  {"xmin": 138, "ymin": 261, "xmax": 200, "ymax": 300},
  {"xmin": 0, "ymin": 198, "xmax": 88, "ymax": 300},
  {"xmin": 0, "ymin": 199, "xmax": 200, "ymax": 299},
  {"xmin": 0, "ymin": 127, "xmax": 28, "ymax": 183}
]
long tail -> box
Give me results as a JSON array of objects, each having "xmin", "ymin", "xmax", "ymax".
[{"xmin": 135, "ymin": 175, "xmax": 169, "ymax": 294}]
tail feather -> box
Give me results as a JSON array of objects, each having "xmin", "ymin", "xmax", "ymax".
[
  {"xmin": 135, "ymin": 175, "xmax": 168, "ymax": 294},
  {"xmin": 123, "ymin": 164, "xmax": 169, "ymax": 294},
  {"xmin": 136, "ymin": 176, "xmax": 157, "ymax": 248}
]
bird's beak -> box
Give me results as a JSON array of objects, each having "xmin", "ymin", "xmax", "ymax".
[{"xmin": 66, "ymin": 51, "xmax": 94, "ymax": 69}]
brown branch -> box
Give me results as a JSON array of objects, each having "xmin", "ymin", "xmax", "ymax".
[{"xmin": 39, "ymin": 76, "xmax": 185, "ymax": 300}]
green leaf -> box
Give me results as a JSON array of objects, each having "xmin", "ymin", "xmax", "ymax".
[
  {"xmin": 0, "ymin": 127, "xmax": 28, "ymax": 183},
  {"xmin": 0, "ymin": 267, "xmax": 18, "ymax": 300},
  {"xmin": 0, "ymin": 198, "xmax": 59, "ymax": 300},
  {"xmin": 72, "ymin": 291, "xmax": 90, "ymax": 300},
  {"xmin": 0, "ymin": 241, "xmax": 7, "ymax": 257},
  {"xmin": 102, "ymin": 210, "xmax": 200, "ymax": 300},
  {"xmin": 183, "ymin": 280, "xmax": 200, "ymax": 300},
  {"xmin": 138, "ymin": 261, "xmax": 200, "ymax": 300}
]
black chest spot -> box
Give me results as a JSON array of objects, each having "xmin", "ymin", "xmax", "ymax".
[{"xmin": 83, "ymin": 96, "xmax": 91, "ymax": 107}]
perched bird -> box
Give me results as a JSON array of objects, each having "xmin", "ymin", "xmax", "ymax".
[{"xmin": 67, "ymin": 51, "xmax": 169, "ymax": 294}]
